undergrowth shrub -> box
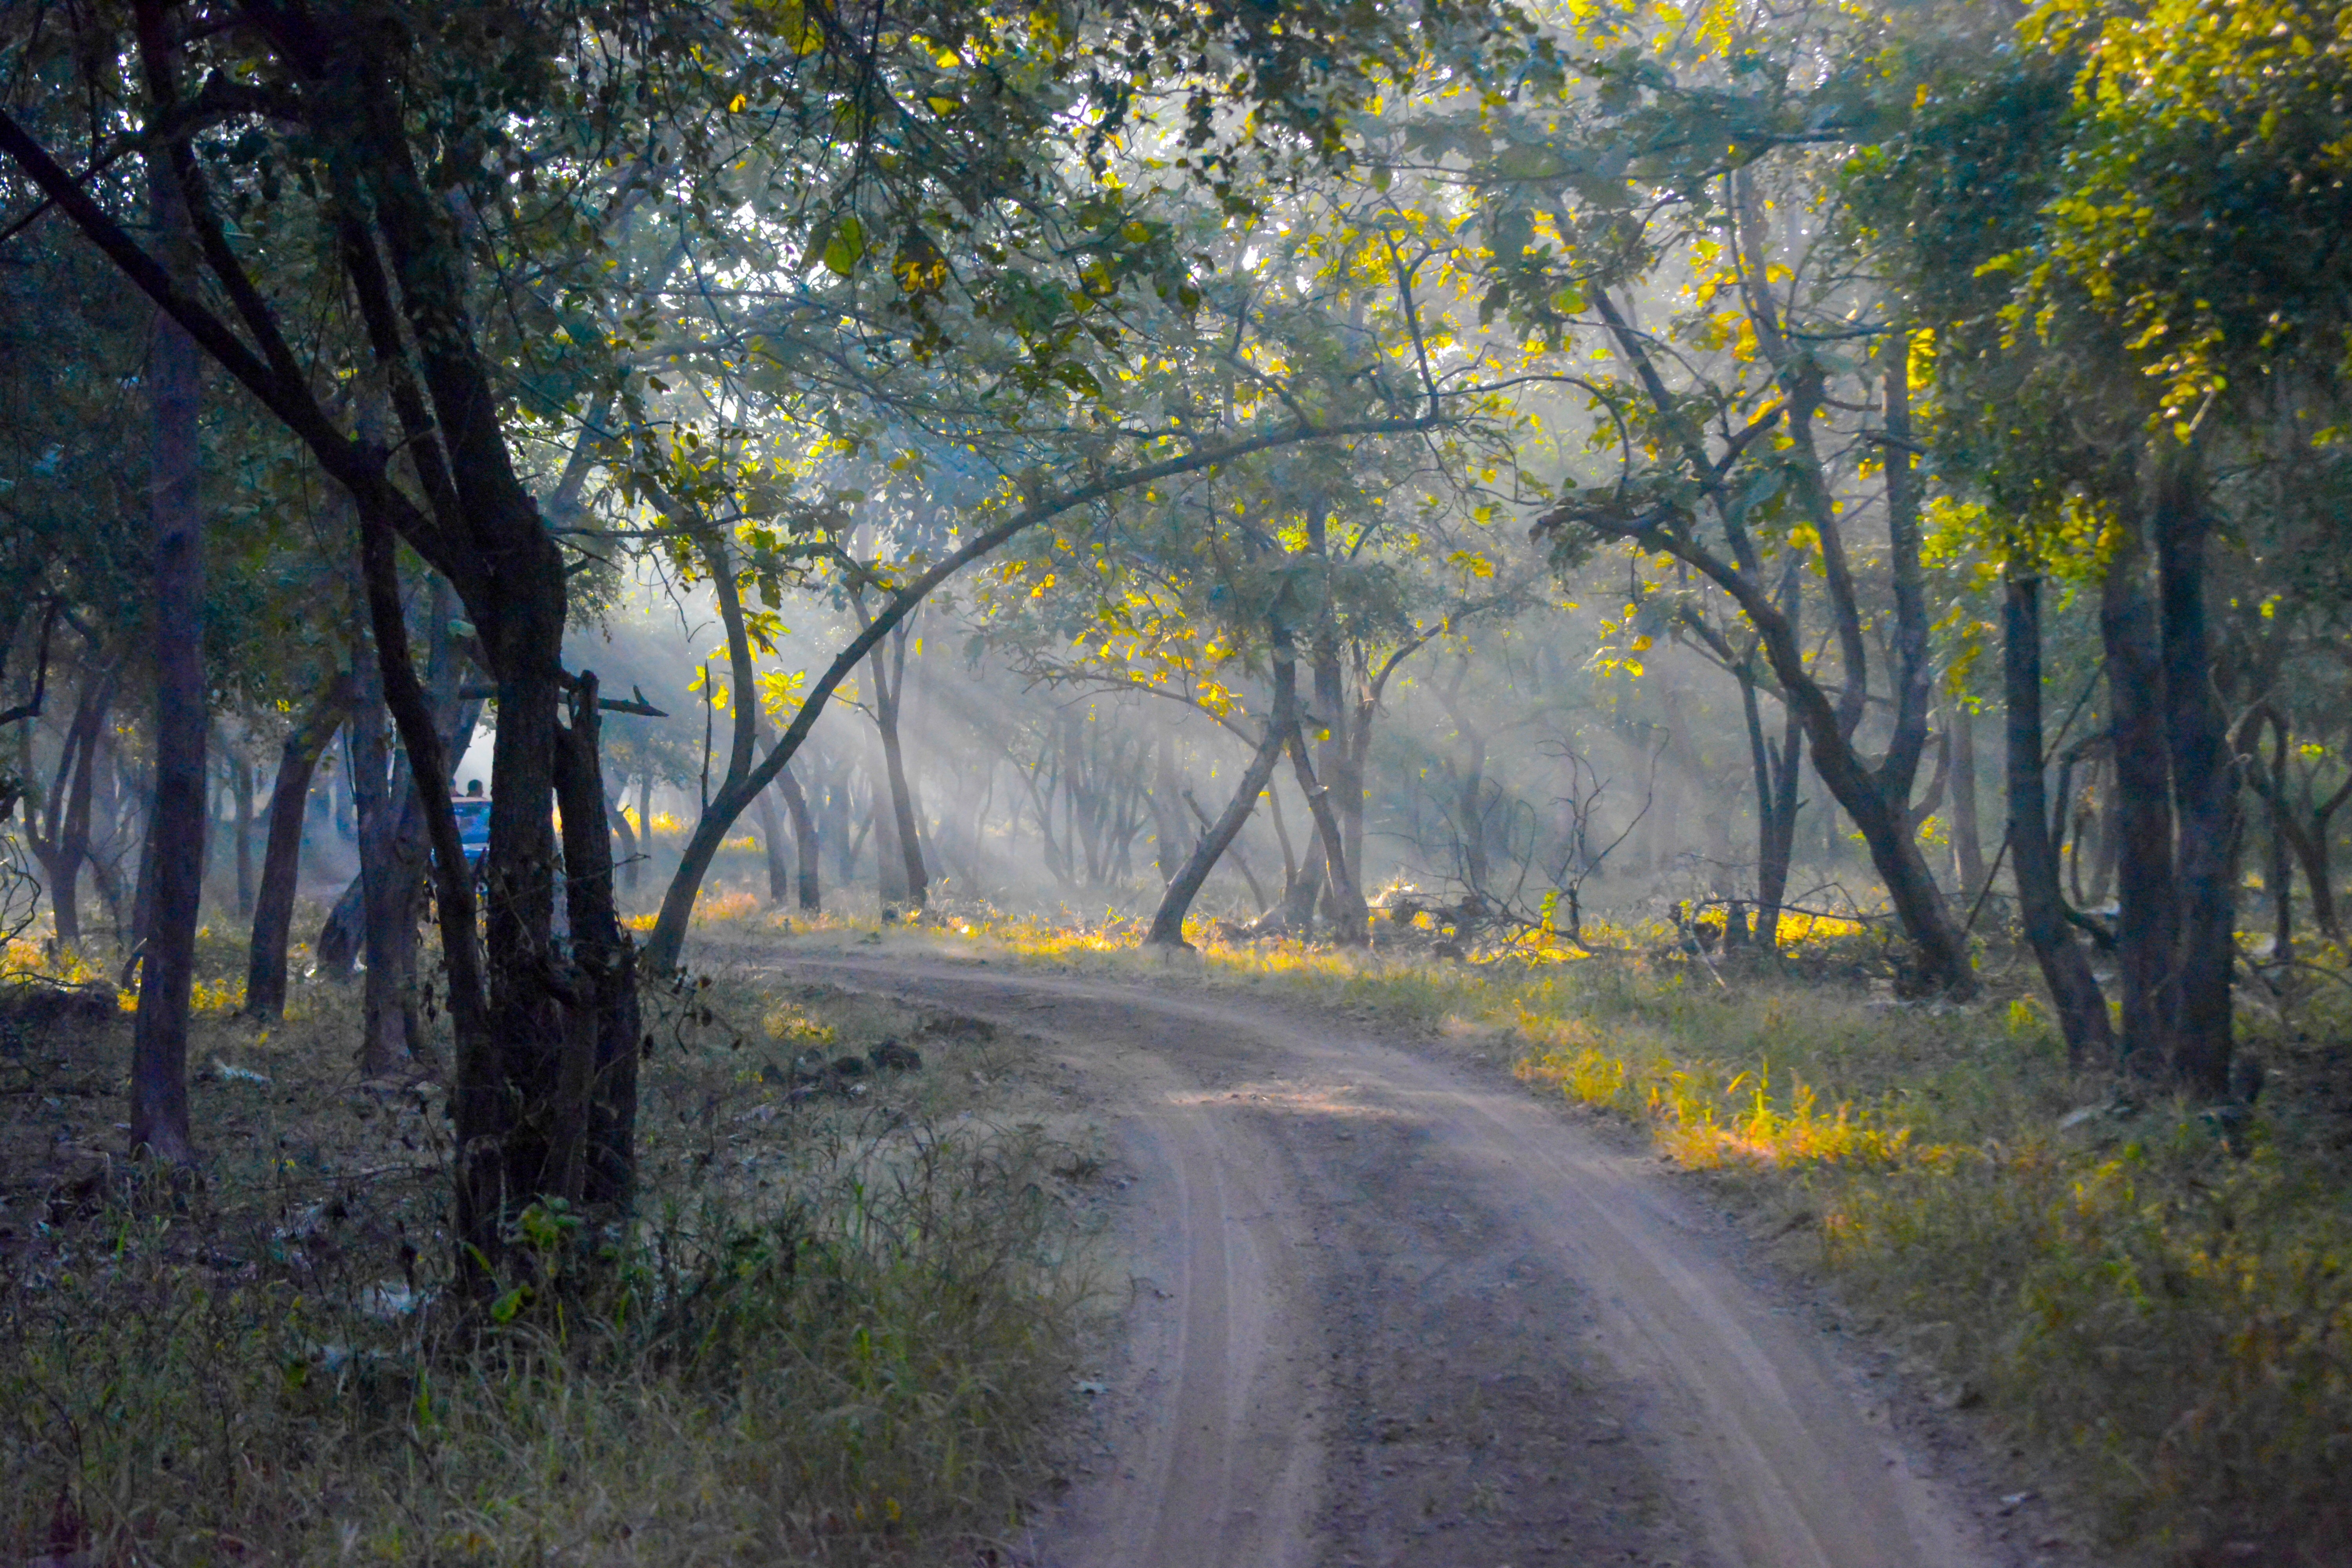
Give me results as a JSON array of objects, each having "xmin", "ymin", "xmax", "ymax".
[
  {"xmin": 0, "ymin": 947, "xmax": 1084, "ymax": 1568},
  {"xmin": 0, "ymin": 1125, "xmax": 1075, "ymax": 1565}
]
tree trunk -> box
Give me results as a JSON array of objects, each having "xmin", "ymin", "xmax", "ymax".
[
  {"xmin": 1309, "ymin": 619, "xmax": 1362, "ymax": 918},
  {"xmin": 2153, "ymin": 458, "xmax": 2234, "ymax": 1095},
  {"xmin": 1437, "ymin": 659, "xmax": 1493, "ymax": 895},
  {"xmin": 1571, "ymin": 300, "xmax": 1969, "ymax": 993},
  {"xmin": 636, "ymin": 771, "xmax": 655, "ymax": 884},
  {"xmin": 349, "ymin": 645, "xmax": 409, "ymax": 1076},
  {"xmin": 244, "ymin": 670, "xmax": 350, "ymax": 1018},
  {"xmin": 2005, "ymin": 578, "xmax": 2114, "ymax": 1064},
  {"xmin": 871, "ymin": 624, "xmax": 927, "ymax": 911},
  {"xmin": 1949, "ymin": 704, "xmax": 1985, "ymax": 900},
  {"xmin": 2241, "ymin": 705, "xmax": 2347, "ymax": 944},
  {"xmin": 1735, "ymin": 665, "xmax": 1806, "ymax": 951},
  {"xmin": 2102, "ymin": 528, "xmax": 2179, "ymax": 1073},
  {"xmin": 753, "ymin": 784, "xmax": 791, "ymax": 906},
  {"xmin": 1287, "ymin": 723, "xmax": 1370, "ymax": 943},
  {"xmin": 553, "ymin": 672, "xmax": 640, "ymax": 1209},
  {"xmin": 1149, "ymin": 654, "xmax": 1297, "ymax": 948},
  {"xmin": 1274, "ymin": 802, "xmax": 1326, "ymax": 932},
  {"xmin": 231, "ymin": 746, "xmax": 255, "ymax": 917},
  {"xmin": 128, "ymin": 113, "xmax": 203, "ymax": 1167},
  {"xmin": 777, "ymin": 765, "xmax": 821, "ymax": 912},
  {"xmin": 870, "ymin": 744, "xmax": 909, "ymax": 908},
  {"xmin": 1345, "ymin": 682, "xmax": 1376, "ymax": 900},
  {"xmin": 606, "ymin": 777, "xmax": 639, "ymax": 894},
  {"xmin": 318, "ymin": 621, "xmax": 477, "ymax": 973},
  {"xmin": 1152, "ymin": 736, "xmax": 1187, "ymax": 886},
  {"xmin": 2259, "ymin": 719, "xmax": 2292, "ymax": 965},
  {"xmin": 29, "ymin": 670, "xmax": 116, "ymax": 952}
]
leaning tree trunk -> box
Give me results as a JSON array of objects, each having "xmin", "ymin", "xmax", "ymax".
[
  {"xmin": 2005, "ymin": 577, "xmax": 2114, "ymax": 1065},
  {"xmin": 1562, "ymin": 312, "xmax": 1972, "ymax": 993},
  {"xmin": 128, "ymin": 134, "xmax": 203, "ymax": 1167},
  {"xmin": 1148, "ymin": 653, "xmax": 1298, "ymax": 948},
  {"xmin": 244, "ymin": 670, "xmax": 351, "ymax": 1018}
]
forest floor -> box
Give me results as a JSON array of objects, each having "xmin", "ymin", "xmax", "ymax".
[
  {"xmin": 0, "ymin": 922, "xmax": 1092, "ymax": 1565},
  {"xmin": 695, "ymin": 925, "xmax": 2103, "ymax": 1568}
]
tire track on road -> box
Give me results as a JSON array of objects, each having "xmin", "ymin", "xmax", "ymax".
[{"xmin": 766, "ymin": 949, "xmax": 2021, "ymax": 1568}]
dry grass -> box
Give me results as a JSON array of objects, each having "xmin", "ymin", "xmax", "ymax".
[
  {"xmin": 0, "ymin": 919, "xmax": 1089, "ymax": 1566},
  {"xmin": 920, "ymin": 913, "xmax": 2352, "ymax": 1566}
]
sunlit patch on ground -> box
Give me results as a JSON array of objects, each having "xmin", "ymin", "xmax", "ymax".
[{"xmin": 1163, "ymin": 1078, "xmax": 1399, "ymax": 1120}]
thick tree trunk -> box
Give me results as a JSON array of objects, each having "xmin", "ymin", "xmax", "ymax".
[
  {"xmin": 128, "ymin": 129, "xmax": 203, "ymax": 1167},
  {"xmin": 1149, "ymin": 655, "xmax": 1297, "ymax": 948},
  {"xmin": 553, "ymin": 673, "xmax": 640, "ymax": 1209},
  {"xmin": 2005, "ymin": 578, "xmax": 2114, "ymax": 1065},
  {"xmin": 353, "ymin": 510, "xmax": 494, "ymax": 1276},
  {"xmin": 2154, "ymin": 460, "xmax": 2234, "ymax": 1095},
  {"xmin": 244, "ymin": 670, "xmax": 350, "ymax": 1018},
  {"xmin": 2102, "ymin": 532, "xmax": 2180, "ymax": 1073}
]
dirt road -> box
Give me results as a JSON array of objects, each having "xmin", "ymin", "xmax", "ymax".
[{"xmin": 768, "ymin": 946, "xmax": 2043, "ymax": 1568}]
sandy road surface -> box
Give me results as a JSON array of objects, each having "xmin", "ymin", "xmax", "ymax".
[{"xmin": 767, "ymin": 947, "xmax": 2035, "ymax": 1568}]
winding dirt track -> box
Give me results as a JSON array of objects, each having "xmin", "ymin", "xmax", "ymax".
[{"xmin": 770, "ymin": 947, "xmax": 2021, "ymax": 1568}]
